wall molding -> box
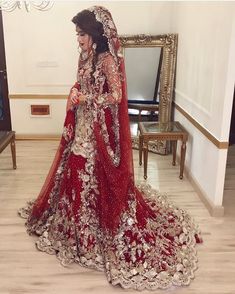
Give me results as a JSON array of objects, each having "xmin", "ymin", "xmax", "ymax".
[
  {"xmin": 9, "ymin": 94, "xmax": 67, "ymax": 100},
  {"xmin": 16, "ymin": 134, "xmax": 60, "ymax": 141},
  {"xmin": 173, "ymin": 101, "xmax": 229, "ymax": 149},
  {"xmin": 175, "ymin": 88, "xmax": 211, "ymax": 116}
]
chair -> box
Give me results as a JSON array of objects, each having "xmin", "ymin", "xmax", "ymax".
[{"xmin": 0, "ymin": 131, "xmax": 17, "ymax": 169}]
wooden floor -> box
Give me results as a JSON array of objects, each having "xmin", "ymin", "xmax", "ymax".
[{"xmin": 0, "ymin": 141, "xmax": 235, "ymax": 294}]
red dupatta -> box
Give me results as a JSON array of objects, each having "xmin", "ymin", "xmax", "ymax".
[{"xmin": 89, "ymin": 6, "xmax": 155, "ymax": 232}]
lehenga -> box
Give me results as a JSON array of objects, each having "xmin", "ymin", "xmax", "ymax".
[{"xmin": 19, "ymin": 6, "xmax": 202, "ymax": 291}]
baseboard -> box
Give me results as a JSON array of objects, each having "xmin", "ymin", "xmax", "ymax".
[
  {"xmin": 16, "ymin": 134, "xmax": 61, "ymax": 141},
  {"xmin": 176, "ymin": 154, "xmax": 224, "ymax": 217}
]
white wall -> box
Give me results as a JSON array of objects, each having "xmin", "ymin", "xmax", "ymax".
[
  {"xmin": 10, "ymin": 99, "xmax": 67, "ymax": 135},
  {"xmin": 174, "ymin": 109, "xmax": 228, "ymax": 207},
  {"xmin": 2, "ymin": 1, "xmax": 173, "ymax": 135},
  {"xmin": 172, "ymin": 2, "xmax": 235, "ymax": 206}
]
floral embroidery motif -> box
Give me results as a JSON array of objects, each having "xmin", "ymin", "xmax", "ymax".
[
  {"xmin": 19, "ymin": 182, "xmax": 201, "ymax": 290},
  {"xmin": 63, "ymin": 123, "xmax": 74, "ymax": 142}
]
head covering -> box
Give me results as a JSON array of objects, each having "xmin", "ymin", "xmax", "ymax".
[{"xmin": 87, "ymin": 6, "xmax": 122, "ymax": 65}]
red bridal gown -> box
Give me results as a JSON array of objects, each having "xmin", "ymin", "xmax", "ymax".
[{"xmin": 19, "ymin": 51, "xmax": 202, "ymax": 291}]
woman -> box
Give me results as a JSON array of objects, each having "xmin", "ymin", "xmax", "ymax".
[{"xmin": 19, "ymin": 6, "xmax": 202, "ymax": 290}]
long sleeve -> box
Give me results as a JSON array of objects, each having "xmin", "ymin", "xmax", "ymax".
[
  {"xmin": 66, "ymin": 82, "xmax": 80, "ymax": 112},
  {"xmin": 96, "ymin": 54, "xmax": 122, "ymax": 105}
]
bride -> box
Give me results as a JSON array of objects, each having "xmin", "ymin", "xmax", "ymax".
[{"xmin": 19, "ymin": 6, "xmax": 202, "ymax": 291}]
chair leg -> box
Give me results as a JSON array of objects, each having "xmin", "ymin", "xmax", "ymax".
[
  {"xmin": 10, "ymin": 136, "xmax": 17, "ymax": 169},
  {"xmin": 179, "ymin": 140, "xmax": 186, "ymax": 179},
  {"xmin": 139, "ymin": 134, "xmax": 143, "ymax": 166},
  {"xmin": 172, "ymin": 140, "xmax": 177, "ymax": 166},
  {"xmin": 143, "ymin": 142, "xmax": 148, "ymax": 179}
]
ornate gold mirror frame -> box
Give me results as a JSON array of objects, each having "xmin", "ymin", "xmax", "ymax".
[
  {"xmin": 120, "ymin": 34, "xmax": 178, "ymax": 154},
  {"xmin": 120, "ymin": 34, "xmax": 178, "ymax": 124}
]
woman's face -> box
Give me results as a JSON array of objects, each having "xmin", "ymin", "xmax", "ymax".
[{"xmin": 76, "ymin": 26, "xmax": 93, "ymax": 52}]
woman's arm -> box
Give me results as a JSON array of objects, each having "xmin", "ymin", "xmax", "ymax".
[
  {"xmin": 66, "ymin": 82, "xmax": 86, "ymax": 111},
  {"xmin": 96, "ymin": 54, "xmax": 122, "ymax": 105}
]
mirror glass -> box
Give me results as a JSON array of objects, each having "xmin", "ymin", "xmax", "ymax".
[{"xmin": 125, "ymin": 47, "xmax": 161, "ymax": 102}]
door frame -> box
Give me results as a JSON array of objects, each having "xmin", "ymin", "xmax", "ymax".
[
  {"xmin": 0, "ymin": 10, "xmax": 12, "ymax": 131},
  {"xmin": 229, "ymin": 87, "xmax": 235, "ymax": 145}
]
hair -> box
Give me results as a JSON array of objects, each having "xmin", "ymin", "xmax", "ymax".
[{"xmin": 72, "ymin": 10, "xmax": 109, "ymax": 54}]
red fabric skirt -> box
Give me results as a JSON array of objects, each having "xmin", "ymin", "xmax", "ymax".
[{"xmin": 19, "ymin": 149, "xmax": 202, "ymax": 291}]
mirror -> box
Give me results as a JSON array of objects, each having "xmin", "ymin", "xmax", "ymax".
[
  {"xmin": 120, "ymin": 34, "xmax": 178, "ymax": 123},
  {"xmin": 120, "ymin": 34, "xmax": 178, "ymax": 154}
]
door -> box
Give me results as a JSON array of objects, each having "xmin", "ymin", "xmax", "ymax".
[{"xmin": 0, "ymin": 10, "xmax": 12, "ymax": 131}]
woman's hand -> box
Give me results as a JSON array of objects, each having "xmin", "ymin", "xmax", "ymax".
[
  {"xmin": 70, "ymin": 88, "xmax": 86, "ymax": 106},
  {"xmin": 76, "ymin": 94, "xmax": 86, "ymax": 104}
]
